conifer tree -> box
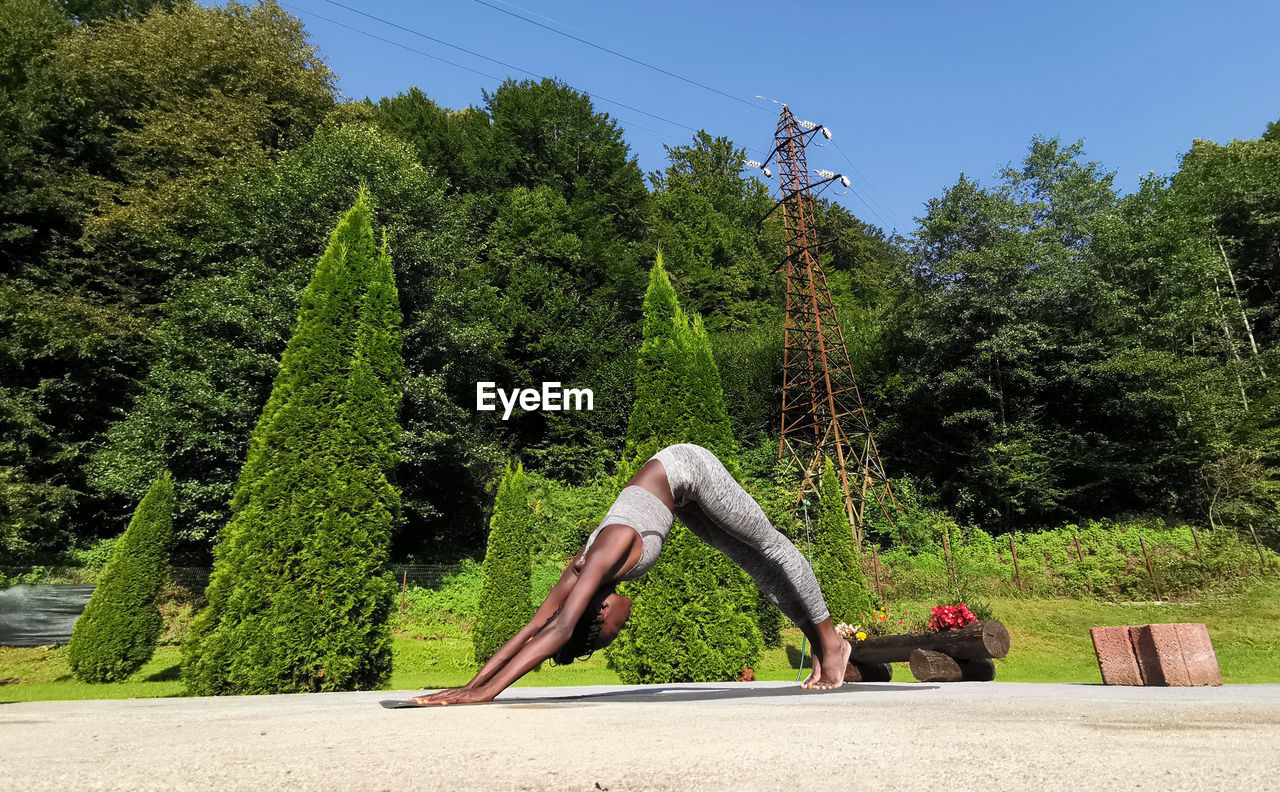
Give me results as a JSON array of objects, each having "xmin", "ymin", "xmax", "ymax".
[
  {"xmin": 622, "ymin": 253, "xmax": 689, "ymax": 471},
  {"xmin": 684, "ymin": 314, "xmax": 737, "ymax": 465},
  {"xmin": 605, "ymin": 255, "xmax": 762, "ymax": 683},
  {"xmin": 473, "ymin": 462, "xmax": 535, "ymax": 664},
  {"xmin": 812, "ymin": 457, "xmax": 876, "ymax": 623},
  {"xmin": 68, "ymin": 472, "xmax": 175, "ymax": 683},
  {"xmin": 182, "ymin": 191, "xmax": 403, "ymax": 695}
]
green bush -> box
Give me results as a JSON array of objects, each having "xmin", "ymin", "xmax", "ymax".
[
  {"xmin": 810, "ymin": 457, "xmax": 876, "ymax": 624},
  {"xmin": 473, "ymin": 462, "xmax": 536, "ymax": 664},
  {"xmin": 605, "ymin": 255, "xmax": 762, "ymax": 682},
  {"xmin": 181, "ymin": 190, "xmax": 402, "ymax": 695},
  {"xmin": 878, "ymin": 518, "xmax": 1277, "ymax": 602},
  {"xmin": 67, "ymin": 472, "xmax": 175, "ymax": 683},
  {"xmin": 606, "ymin": 523, "xmax": 762, "ymax": 683}
]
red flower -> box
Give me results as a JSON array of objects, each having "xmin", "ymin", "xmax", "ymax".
[{"xmin": 927, "ymin": 603, "xmax": 978, "ymax": 632}]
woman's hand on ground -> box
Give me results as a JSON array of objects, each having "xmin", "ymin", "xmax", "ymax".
[{"xmin": 409, "ymin": 687, "xmax": 495, "ymax": 706}]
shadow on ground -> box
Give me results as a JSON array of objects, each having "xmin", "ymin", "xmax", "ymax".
[{"xmin": 489, "ymin": 683, "xmax": 935, "ymax": 707}]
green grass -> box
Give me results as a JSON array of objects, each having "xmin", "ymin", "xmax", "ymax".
[{"xmin": 5, "ymin": 580, "xmax": 1278, "ymax": 701}]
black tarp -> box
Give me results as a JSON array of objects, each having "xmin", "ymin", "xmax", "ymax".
[{"xmin": 0, "ymin": 585, "xmax": 95, "ymax": 647}]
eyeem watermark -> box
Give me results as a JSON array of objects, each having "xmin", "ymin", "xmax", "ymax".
[{"xmin": 476, "ymin": 382, "xmax": 594, "ymax": 420}]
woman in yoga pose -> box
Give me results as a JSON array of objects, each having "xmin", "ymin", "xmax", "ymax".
[{"xmin": 411, "ymin": 443, "xmax": 852, "ymax": 705}]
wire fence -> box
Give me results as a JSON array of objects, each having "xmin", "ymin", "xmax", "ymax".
[{"xmin": 1, "ymin": 563, "xmax": 467, "ymax": 592}]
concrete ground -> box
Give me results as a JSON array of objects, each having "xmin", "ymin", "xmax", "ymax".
[{"xmin": 4, "ymin": 681, "xmax": 1279, "ymax": 791}]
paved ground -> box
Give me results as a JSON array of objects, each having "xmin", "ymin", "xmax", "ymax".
[{"xmin": 4, "ymin": 681, "xmax": 1280, "ymax": 791}]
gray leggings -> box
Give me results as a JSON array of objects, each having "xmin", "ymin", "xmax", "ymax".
[{"xmin": 588, "ymin": 443, "xmax": 830, "ymax": 626}]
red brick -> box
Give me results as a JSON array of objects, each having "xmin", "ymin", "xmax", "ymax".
[
  {"xmin": 1131, "ymin": 624, "xmax": 1192, "ymax": 686},
  {"xmin": 1090, "ymin": 626, "xmax": 1142, "ymax": 685},
  {"xmin": 1171, "ymin": 623, "xmax": 1223, "ymax": 686}
]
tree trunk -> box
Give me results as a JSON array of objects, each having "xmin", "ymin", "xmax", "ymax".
[{"xmin": 1216, "ymin": 237, "xmax": 1265, "ymax": 378}]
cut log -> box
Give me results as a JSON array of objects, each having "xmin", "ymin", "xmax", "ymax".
[
  {"xmin": 909, "ymin": 649, "xmax": 961, "ymax": 682},
  {"xmin": 908, "ymin": 650, "xmax": 996, "ymax": 682},
  {"xmin": 848, "ymin": 620, "xmax": 1010, "ymax": 665},
  {"xmin": 843, "ymin": 661, "xmax": 893, "ymax": 683},
  {"xmin": 957, "ymin": 657, "xmax": 996, "ymax": 681}
]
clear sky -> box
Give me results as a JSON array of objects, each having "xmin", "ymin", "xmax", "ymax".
[{"xmin": 272, "ymin": 0, "xmax": 1279, "ymax": 236}]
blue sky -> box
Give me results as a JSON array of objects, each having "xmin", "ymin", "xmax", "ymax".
[{"xmin": 274, "ymin": 0, "xmax": 1279, "ymax": 236}]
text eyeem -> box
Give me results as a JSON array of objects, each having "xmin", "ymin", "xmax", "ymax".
[{"xmin": 475, "ymin": 382, "xmax": 594, "ymax": 420}]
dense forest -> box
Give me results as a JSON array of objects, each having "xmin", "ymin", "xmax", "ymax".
[{"xmin": 2, "ymin": 0, "xmax": 1276, "ymax": 570}]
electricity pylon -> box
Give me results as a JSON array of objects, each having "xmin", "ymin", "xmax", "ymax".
[{"xmin": 747, "ymin": 104, "xmax": 899, "ymax": 545}]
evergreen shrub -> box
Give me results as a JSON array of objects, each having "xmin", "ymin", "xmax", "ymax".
[
  {"xmin": 810, "ymin": 457, "xmax": 876, "ymax": 624},
  {"xmin": 181, "ymin": 191, "xmax": 403, "ymax": 694},
  {"xmin": 68, "ymin": 472, "xmax": 175, "ymax": 683},
  {"xmin": 473, "ymin": 462, "xmax": 536, "ymax": 664}
]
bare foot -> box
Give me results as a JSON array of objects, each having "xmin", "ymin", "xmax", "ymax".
[
  {"xmin": 801, "ymin": 652, "xmax": 823, "ymax": 689},
  {"xmin": 812, "ymin": 638, "xmax": 852, "ymax": 690}
]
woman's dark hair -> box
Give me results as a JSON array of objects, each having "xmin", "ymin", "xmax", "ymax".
[{"xmin": 541, "ymin": 602, "xmax": 608, "ymax": 666}]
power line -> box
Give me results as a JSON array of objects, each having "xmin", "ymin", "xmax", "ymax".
[
  {"xmin": 285, "ymin": 3, "xmax": 685, "ymax": 145},
  {"xmin": 470, "ymin": 0, "xmax": 771, "ymax": 114},
  {"xmin": 283, "ymin": 3, "xmax": 504, "ymax": 82},
  {"xmin": 315, "ymin": 0, "xmax": 704, "ymax": 136},
  {"xmin": 830, "ymin": 138, "xmax": 909, "ymax": 232}
]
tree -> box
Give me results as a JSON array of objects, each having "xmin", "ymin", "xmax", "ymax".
[
  {"xmin": 181, "ymin": 191, "xmax": 402, "ymax": 695},
  {"xmin": 88, "ymin": 122, "xmax": 489, "ymax": 560},
  {"xmin": 605, "ymin": 255, "xmax": 762, "ymax": 683},
  {"xmin": 810, "ymin": 457, "xmax": 875, "ymax": 624},
  {"xmin": 648, "ymin": 131, "xmax": 781, "ymax": 331},
  {"xmin": 0, "ymin": 0, "xmax": 337, "ymax": 565},
  {"xmin": 622, "ymin": 254, "xmax": 690, "ymax": 470},
  {"xmin": 472, "ymin": 462, "xmax": 535, "ymax": 664},
  {"xmin": 67, "ymin": 471, "xmax": 174, "ymax": 683}
]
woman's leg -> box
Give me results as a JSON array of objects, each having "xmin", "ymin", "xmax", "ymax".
[{"xmin": 653, "ymin": 444, "xmax": 852, "ymax": 688}]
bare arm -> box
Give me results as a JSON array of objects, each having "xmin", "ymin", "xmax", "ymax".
[
  {"xmin": 416, "ymin": 526, "xmax": 634, "ymax": 705},
  {"xmin": 462, "ymin": 559, "xmax": 580, "ymax": 690}
]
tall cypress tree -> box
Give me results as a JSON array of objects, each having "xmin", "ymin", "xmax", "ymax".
[
  {"xmin": 622, "ymin": 253, "xmax": 689, "ymax": 471},
  {"xmin": 182, "ymin": 191, "xmax": 403, "ymax": 695},
  {"xmin": 68, "ymin": 471, "xmax": 175, "ymax": 683},
  {"xmin": 812, "ymin": 457, "xmax": 876, "ymax": 624},
  {"xmin": 472, "ymin": 462, "xmax": 535, "ymax": 664},
  {"xmin": 605, "ymin": 255, "xmax": 762, "ymax": 683}
]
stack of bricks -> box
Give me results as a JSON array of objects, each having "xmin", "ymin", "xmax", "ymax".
[{"xmin": 1089, "ymin": 623, "xmax": 1223, "ymax": 686}]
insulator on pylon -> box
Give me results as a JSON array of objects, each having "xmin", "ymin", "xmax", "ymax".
[
  {"xmin": 797, "ymin": 119, "xmax": 817, "ymax": 130},
  {"xmin": 744, "ymin": 159, "xmax": 763, "ymax": 169},
  {"xmin": 822, "ymin": 126, "xmax": 832, "ymax": 140},
  {"xmin": 814, "ymin": 169, "xmax": 837, "ymax": 180},
  {"xmin": 762, "ymin": 167, "xmax": 773, "ymax": 178},
  {"xmin": 840, "ymin": 175, "xmax": 850, "ymax": 187}
]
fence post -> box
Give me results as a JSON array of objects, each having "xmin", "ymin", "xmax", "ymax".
[
  {"xmin": 1009, "ymin": 534, "xmax": 1023, "ymax": 593},
  {"xmin": 1189, "ymin": 524, "xmax": 1202, "ymax": 555},
  {"xmin": 1249, "ymin": 524, "xmax": 1267, "ymax": 573},
  {"xmin": 400, "ymin": 569, "xmax": 408, "ymax": 614},
  {"xmin": 871, "ymin": 545, "xmax": 884, "ymax": 601},
  {"xmin": 1074, "ymin": 534, "xmax": 1093, "ymax": 595},
  {"xmin": 1139, "ymin": 536, "xmax": 1162, "ymax": 601},
  {"xmin": 941, "ymin": 527, "xmax": 958, "ymax": 591}
]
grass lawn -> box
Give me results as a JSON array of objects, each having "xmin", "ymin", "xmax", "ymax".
[{"xmin": 4, "ymin": 580, "xmax": 1277, "ymax": 702}]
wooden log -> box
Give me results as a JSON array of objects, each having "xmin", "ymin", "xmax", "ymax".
[
  {"xmin": 957, "ymin": 657, "xmax": 996, "ymax": 681},
  {"xmin": 910, "ymin": 649, "xmax": 960, "ymax": 681},
  {"xmin": 844, "ymin": 661, "xmax": 893, "ymax": 683},
  {"xmin": 1189, "ymin": 525, "xmax": 1202, "ymax": 555},
  {"xmin": 848, "ymin": 620, "xmax": 1010, "ymax": 665},
  {"xmin": 908, "ymin": 649, "xmax": 997, "ymax": 682}
]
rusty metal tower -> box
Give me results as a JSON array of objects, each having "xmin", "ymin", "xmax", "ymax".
[{"xmin": 748, "ymin": 104, "xmax": 899, "ymax": 545}]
